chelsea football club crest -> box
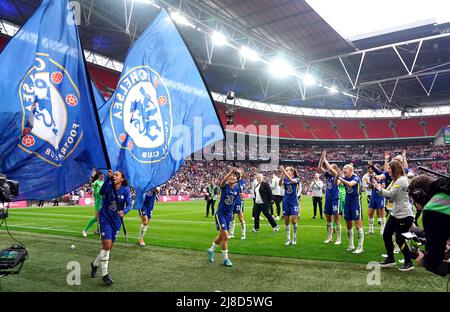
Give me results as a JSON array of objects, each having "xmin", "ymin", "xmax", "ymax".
[
  {"xmin": 19, "ymin": 53, "xmax": 82, "ymax": 167},
  {"xmin": 110, "ymin": 66, "xmax": 172, "ymax": 163}
]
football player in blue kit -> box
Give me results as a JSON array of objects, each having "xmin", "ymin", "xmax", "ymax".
[
  {"xmin": 336, "ymin": 164, "xmax": 365, "ymax": 254},
  {"xmin": 137, "ymin": 187, "xmax": 161, "ymax": 246},
  {"xmin": 366, "ymin": 164, "xmax": 386, "ymax": 235},
  {"xmin": 279, "ymin": 165, "xmax": 301, "ymax": 246},
  {"xmin": 229, "ymin": 169, "xmax": 246, "ymax": 240},
  {"xmin": 318, "ymin": 151, "xmax": 342, "ymax": 245},
  {"xmin": 207, "ymin": 167, "xmax": 241, "ymax": 267},
  {"xmin": 90, "ymin": 169, "xmax": 132, "ymax": 286}
]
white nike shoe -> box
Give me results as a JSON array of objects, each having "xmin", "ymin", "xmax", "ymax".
[
  {"xmin": 334, "ymin": 240, "xmax": 341, "ymax": 245},
  {"xmin": 285, "ymin": 240, "xmax": 291, "ymax": 246},
  {"xmin": 346, "ymin": 246, "xmax": 355, "ymax": 251},
  {"xmin": 275, "ymin": 216, "xmax": 280, "ymax": 221},
  {"xmin": 228, "ymin": 234, "xmax": 234, "ymax": 239},
  {"xmin": 324, "ymin": 238, "xmax": 332, "ymax": 244},
  {"xmin": 352, "ymin": 247, "xmax": 364, "ymax": 254},
  {"xmin": 241, "ymin": 235, "xmax": 246, "ymax": 240},
  {"xmin": 82, "ymin": 230, "xmax": 87, "ymax": 237},
  {"xmin": 292, "ymin": 239, "xmax": 297, "ymax": 245}
]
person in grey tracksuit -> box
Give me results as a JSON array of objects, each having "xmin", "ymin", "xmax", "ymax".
[{"xmin": 373, "ymin": 160, "xmax": 415, "ymax": 271}]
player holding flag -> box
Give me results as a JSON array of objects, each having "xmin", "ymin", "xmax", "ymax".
[{"xmin": 90, "ymin": 169, "xmax": 132, "ymax": 286}]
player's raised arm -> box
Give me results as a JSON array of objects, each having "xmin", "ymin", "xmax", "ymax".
[
  {"xmin": 318, "ymin": 151, "xmax": 327, "ymax": 174},
  {"xmin": 323, "ymin": 155, "xmax": 338, "ymax": 177},
  {"xmin": 402, "ymin": 149, "xmax": 409, "ymax": 169},
  {"xmin": 100, "ymin": 169, "xmax": 113, "ymax": 196},
  {"xmin": 383, "ymin": 151, "xmax": 390, "ymax": 172},
  {"xmin": 279, "ymin": 166, "xmax": 285, "ymax": 186},
  {"xmin": 221, "ymin": 168, "xmax": 237, "ymax": 188}
]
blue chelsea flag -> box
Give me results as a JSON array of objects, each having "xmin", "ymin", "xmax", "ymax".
[
  {"xmin": 98, "ymin": 9, "xmax": 224, "ymax": 209},
  {"xmin": 0, "ymin": 0, "xmax": 107, "ymax": 200}
]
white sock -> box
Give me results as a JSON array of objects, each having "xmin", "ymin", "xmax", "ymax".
[
  {"xmin": 347, "ymin": 228, "xmax": 354, "ymax": 247},
  {"xmin": 241, "ymin": 221, "xmax": 246, "ymax": 236},
  {"xmin": 286, "ymin": 225, "xmax": 291, "ymax": 241},
  {"xmin": 100, "ymin": 249, "xmax": 110, "ymax": 277},
  {"xmin": 327, "ymin": 222, "xmax": 332, "ymax": 240},
  {"xmin": 357, "ymin": 228, "xmax": 364, "ymax": 249},
  {"xmin": 336, "ymin": 224, "xmax": 341, "ymax": 241},
  {"xmin": 369, "ymin": 218, "xmax": 374, "ymax": 232},
  {"xmin": 138, "ymin": 224, "xmax": 148, "ymax": 241},
  {"xmin": 229, "ymin": 221, "xmax": 236, "ymax": 236},
  {"xmin": 93, "ymin": 251, "xmax": 101, "ymax": 267},
  {"xmin": 222, "ymin": 249, "xmax": 229, "ymax": 260},
  {"xmin": 293, "ymin": 223, "xmax": 298, "ymax": 241},
  {"xmin": 209, "ymin": 242, "xmax": 218, "ymax": 252},
  {"xmin": 380, "ymin": 217, "xmax": 385, "ymax": 233}
]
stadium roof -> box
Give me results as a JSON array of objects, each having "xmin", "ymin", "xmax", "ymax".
[{"xmin": 2, "ymin": 0, "xmax": 450, "ymax": 114}]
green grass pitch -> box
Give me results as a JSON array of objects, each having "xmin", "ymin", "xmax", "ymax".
[{"xmin": 0, "ymin": 195, "xmax": 447, "ymax": 291}]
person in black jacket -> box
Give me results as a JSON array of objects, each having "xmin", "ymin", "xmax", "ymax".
[{"xmin": 251, "ymin": 173, "xmax": 279, "ymax": 233}]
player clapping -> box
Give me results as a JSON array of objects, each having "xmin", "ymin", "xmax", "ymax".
[
  {"xmin": 318, "ymin": 151, "xmax": 342, "ymax": 245},
  {"xmin": 279, "ymin": 165, "xmax": 301, "ymax": 246},
  {"xmin": 336, "ymin": 164, "xmax": 364, "ymax": 254}
]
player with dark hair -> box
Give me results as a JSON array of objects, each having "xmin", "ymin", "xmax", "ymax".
[
  {"xmin": 229, "ymin": 169, "xmax": 246, "ymax": 240},
  {"xmin": 90, "ymin": 169, "xmax": 132, "ymax": 286},
  {"xmin": 207, "ymin": 167, "xmax": 240, "ymax": 267},
  {"xmin": 137, "ymin": 187, "xmax": 161, "ymax": 246}
]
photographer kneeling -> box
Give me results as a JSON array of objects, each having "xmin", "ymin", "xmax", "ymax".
[{"xmin": 409, "ymin": 175, "xmax": 450, "ymax": 277}]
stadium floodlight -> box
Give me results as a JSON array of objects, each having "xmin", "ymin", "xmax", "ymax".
[
  {"xmin": 211, "ymin": 31, "xmax": 228, "ymax": 46},
  {"xmin": 269, "ymin": 59, "xmax": 294, "ymax": 77},
  {"xmin": 328, "ymin": 86, "xmax": 339, "ymax": 94},
  {"xmin": 170, "ymin": 11, "xmax": 194, "ymax": 28},
  {"xmin": 240, "ymin": 46, "xmax": 260, "ymax": 61},
  {"xmin": 303, "ymin": 73, "xmax": 316, "ymax": 86}
]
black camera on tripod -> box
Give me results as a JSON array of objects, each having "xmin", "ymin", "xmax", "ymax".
[
  {"xmin": 0, "ymin": 174, "xmax": 19, "ymax": 219},
  {"xmin": 0, "ymin": 174, "xmax": 19, "ymax": 202}
]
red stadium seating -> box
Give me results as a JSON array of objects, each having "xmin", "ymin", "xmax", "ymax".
[
  {"xmin": 394, "ymin": 118, "xmax": 425, "ymax": 138},
  {"xmin": 213, "ymin": 103, "xmax": 449, "ymax": 140},
  {"xmin": 363, "ymin": 119, "xmax": 394, "ymax": 139},
  {"xmin": 302, "ymin": 117, "xmax": 339, "ymax": 140},
  {"xmin": 329, "ymin": 119, "xmax": 366, "ymax": 140},
  {"xmin": 424, "ymin": 116, "xmax": 450, "ymax": 136}
]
